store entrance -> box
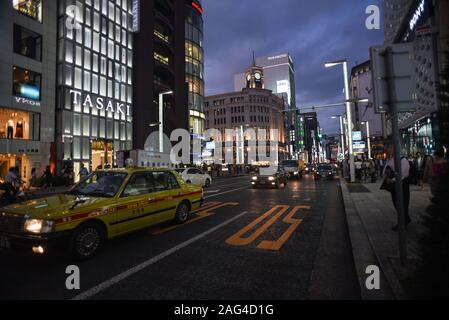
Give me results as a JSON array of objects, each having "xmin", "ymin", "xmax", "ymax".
[
  {"xmin": 0, "ymin": 155, "xmax": 25, "ymax": 182},
  {"xmin": 91, "ymin": 139, "xmax": 113, "ymax": 170}
]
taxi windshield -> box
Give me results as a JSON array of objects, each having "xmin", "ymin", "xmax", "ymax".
[{"xmin": 68, "ymin": 172, "xmax": 128, "ymax": 198}]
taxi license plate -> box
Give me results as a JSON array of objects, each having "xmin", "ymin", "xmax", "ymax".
[
  {"xmin": 0, "ymin": 236, "xmax": 11, "ymax": 249},
  {"xmin": 259, "ymin": 181, "xmax": 266, "ymax": 185}
]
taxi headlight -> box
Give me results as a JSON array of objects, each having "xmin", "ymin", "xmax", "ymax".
[
  {"xmin": 294, "ymin": 172, "xmax": 299, "ymax": 175},
  {"xmin": 24, "ymin": 219, "xmax": 54, "ymax": 234},
  {"xmin": 252, "ymin": 176, "xmax": 258, "ymax": 181},
  {"xmin": 268, "ymin": 176, "xmax": 275, "ymax": 181}
]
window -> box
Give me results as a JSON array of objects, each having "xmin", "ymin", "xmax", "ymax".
[
  {"xmin": 13, "ymin": 0, "xmax": 42, "ymax": 22},
  {"xmin": 121, "ymin": 172, "xmax": 154, "ymax": 197},
  {"xmin": 187, "ymin": 168, "xmax": 202, "ymax": 175},
  {"xmin": 167, "ymin": 172, "xmax": 180, "ymax": 189},
  {"xmin": 13, "ymin": 66, "xmax": 41, "ymax": 101},
  {"xmin": 13, "ymin": 25, "xmax": 42, "ymax": 61},
  {"xmin": 152, "ymin": 172, "xmax": 179, "ymax": 191},
  {"xmin": 71, "ymin": 172, "xmax": 128, "ymax": 198},
  {"xmin": 0, "ymin": 107, "xmax": 39, "ymax": 141}
]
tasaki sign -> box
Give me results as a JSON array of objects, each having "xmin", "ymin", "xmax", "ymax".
[{"xmin": 70, "ymin": 90, "xmax": 132, "ymax": 116}]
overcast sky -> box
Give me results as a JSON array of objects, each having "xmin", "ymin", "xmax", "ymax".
[{"xmin": 202, "ymin": 0, "xmax": 384, "ymax": 134}]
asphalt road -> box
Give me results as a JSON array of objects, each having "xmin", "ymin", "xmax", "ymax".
[{"xmin": 0, "ymin": 174, "xmax": 360, "ymax": 300}]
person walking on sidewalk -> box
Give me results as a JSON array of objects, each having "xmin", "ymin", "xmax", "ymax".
[
  {"xmin": 431, "ymin": 148, "xmax": 448, "ymax": 197},
  {"xmin": 416, "ymin": 152, "xmax": 424, "ymax": 187},
  {"xmin": 41, "ymin": 166, "xmax": 53, "ymax": 189},
  {"xmin": 29, "ymin": 168, "xmax": 37, "ymax": 190},
  {"xmin": 422, "ymin": 155, "xmax": 433, "ymax": 190},
  {"xmin": 382, "ymin": 150, "xmax": 411, "ymax": 231},
  {"xmin": 79, "ymin": 163, "xmax": 89, "ymax": 180}
]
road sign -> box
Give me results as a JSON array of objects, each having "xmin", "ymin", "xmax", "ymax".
[
  {"xmin": 353, "ymin": 141, "xmax": 366, "ymax": 150},
  {"xmin": 370, "ymin": 43, "xmax": 417, "ymax": 113},
  {"xmin": 352, "ymin": 131, "xmax": 362, "ymax": 141}
]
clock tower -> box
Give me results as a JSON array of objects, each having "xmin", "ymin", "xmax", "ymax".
[{"xmin": 245, "ymin": 53, "xmax": 264, "ymax": 89}]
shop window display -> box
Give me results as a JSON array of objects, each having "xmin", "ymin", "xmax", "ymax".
[
  {"xmin": 13, "ymin": 66, "xmax": 41, "ymax": 101},
  {"xmin": 0, "ymin": 108, "xmax": 35, "ymax": 140},
  {"xmin": 12, "ymin": 0, "xmax": 42, "ymax": 23}
]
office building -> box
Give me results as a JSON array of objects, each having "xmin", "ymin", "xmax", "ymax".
[
  {"xmin": 382, "ymin": 0, "xmax": 449, "ymax": 154},
  {"xmin": 56, "ymin": 0, "xmax": 135, "ymax": 178},
  {"xmin": 185, "ymin": 0, "xmax": 205, "ymax": 134},
  {"xmin": 235, "ymin": 53, "xmax": 297, "ymax": 157},
  {"xmin": 351, "ymin": 60, "xmax": 389, "ymax": 158},
  {"xmin": 206, "ymin": 63, "xmax": 287, "ymax": 165},
  {"xmin": 300, "ymin": 112, "xmax": 319, "ymax": 164},
  {"xmin": 382, "ymin": 0, "xmax": 414, "ymax": 44},
  {"xmin": 133, "ymin": 0, "xmax": 189, "ymax": 152},
  {"xmin": 0, "ymin": 0, "xmax": 57, "ymax": 179}
]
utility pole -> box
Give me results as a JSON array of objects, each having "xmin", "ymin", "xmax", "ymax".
[{"xmin": 385, "ymin": 47, "xmax": 407, "ymax": 267}]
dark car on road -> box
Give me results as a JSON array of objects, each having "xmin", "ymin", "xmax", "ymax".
[
  {"xmin": 251, "ymin": 167, "xmax": 288, "ymax": 189},
  {"xmin": 314, "ymin": 164, "xmax": 335, "ymax": 180},
  {"xmin": 304, "ymin": 164, "xmax": 316, "ymax": 175}
]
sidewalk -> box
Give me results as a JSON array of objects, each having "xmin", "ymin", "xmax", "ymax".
[{"xmin": 340, "ymin": 180, "xmax": 431, "ymax": 300}]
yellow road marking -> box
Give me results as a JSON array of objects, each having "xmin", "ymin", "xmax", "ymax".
[
  {"xmin": 226, "ymin": 205, "xmax": 290, "ymax": 247},
  {"xmin": 151, "ymin": 202, "xmax": 239, "ymax": 235},
  {"xmin": 257, "ymin": 206, "xmax": 310, "ymax": 250},
  {"xmin": 226, "ymin": 205, "xmax": 310, "ymax": 251}
]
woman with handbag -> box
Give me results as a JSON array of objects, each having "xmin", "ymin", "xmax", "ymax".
[{"xmin": 381, "ymin": 152, "xmax": 412, "ymax": 231}]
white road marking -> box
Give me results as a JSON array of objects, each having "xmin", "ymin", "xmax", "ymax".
[
  {"xmin": 71, "ymin": 211, "xmax": 248, "ymax": 300},
  {"xmin": 203, "ymin": 189, "xmax": 221, "ymax": 194},
  {"xmin": 211, "ymin": 180, "xmax": 250, "ymax": 188},
  {"xmin": 204, "ymin": 186, "xmax": 248, "ymax": 199}
]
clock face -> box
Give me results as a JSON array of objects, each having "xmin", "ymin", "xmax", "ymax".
[{"xmin": 255, "ymin": 73, "xmax": 261, "ymax": 80}]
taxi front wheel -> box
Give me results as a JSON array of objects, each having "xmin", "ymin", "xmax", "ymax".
[
  {"xmin": 175, "ymin": 202, "xmax": 190, "ymax": 224},
  {"xmin": 69, "ymin": 221, "xmax": 105, "ymax": 260}
]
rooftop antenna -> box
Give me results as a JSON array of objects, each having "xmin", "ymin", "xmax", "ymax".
[{"xmin": 252, "ymin": 51, "xmax": 256, "ymax": 67}]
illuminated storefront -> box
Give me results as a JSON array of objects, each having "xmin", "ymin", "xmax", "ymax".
[
  {"xmin": 402, "ymin": 116, "xmax": 435, "ymax": 155},
  {"xmin": 13, "ymin": 0, "xmax": 42, "ymax": 22},
  {"xmin": 56, "ymin": 0, "xmax": 134, "ymax": 180},
  {"xmin": 388, "ymin": 0, "xmax": 449, "ymax": 152},
  {"xmin": 0, "ymin": 107, "xmax": 40, "ymax": 141},
  {"xmin": 186, "ymin": 0, "xmax": 205, "ymax": 134}
]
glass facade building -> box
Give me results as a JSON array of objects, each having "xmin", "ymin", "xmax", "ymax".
[
  {"xmin": 1, "ymin": 0, "xmax": 57, "ymax": 181},
  {"xmin": 56, "ymin": 0, "xmax": 134, "ymax": 179},
  {"xmin": 185, "ymin": 0, "xmax": 205, "ymax": 134}
]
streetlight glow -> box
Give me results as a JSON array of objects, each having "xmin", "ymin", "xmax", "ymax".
[
  {"xmin": 158, "ymin": 90, "xmax": 174, "ymax": 153},
  {"xmin": 324, "ymin": 59, "xmax": 355, "ymax": 182},
  {"xmin": 324, "ymin": 60, "xmax": 346, "ymax": 68}
]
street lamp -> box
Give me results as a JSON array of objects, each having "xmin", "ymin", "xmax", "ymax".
[
  {"xmin": 239, "ymin": 124, "xmax": 252, "ymax": 165},
  {"xmin": 361, "ymin": 121, "xmax": 372, "ymax": 159},
  {"xmin": 157, "ymin": 90, "xmax": 173, "ymax": 153},
  {"xmin": 325, "ymin": 59, "xmax": 355, "ymax": 182},
  {"xmin": 332, "ymin": 115, "xmax": 345, "ymax": 160}
]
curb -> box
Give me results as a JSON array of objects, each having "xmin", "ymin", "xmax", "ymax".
[{"xmin": 339, "ymin": 180, "xmax": 397, "ymax": 300}]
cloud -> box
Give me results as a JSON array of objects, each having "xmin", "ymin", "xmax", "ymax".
[{"xmin": 203, "ymin": 0, "xmax": 384, "ymax": 133}]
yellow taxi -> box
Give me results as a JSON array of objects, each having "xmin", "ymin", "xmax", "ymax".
[{"xmin": 0, "ymin": 168, "xmax": 204, "ymax": 259}]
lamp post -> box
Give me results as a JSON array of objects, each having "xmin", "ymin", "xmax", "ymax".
[
  {"xmin": 157, "ymin": 90, "xmax": 173, "ymax": 153},
  {"xmin": 332, "ymin": 115, "xmax": 345, "ymax": 160},
  {"xmin": 325, "ymin": 60, "xmax": 355, "ymax": 182},
  {"xmin": 361, "ymin": 121, "xmax": 372, "ymax": 159}
]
